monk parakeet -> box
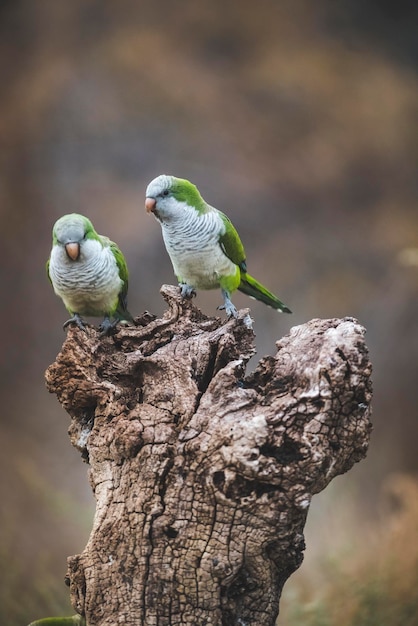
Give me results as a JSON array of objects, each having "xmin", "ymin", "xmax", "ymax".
[
  {"xmin": 47, "ymin": 213, "xmax": 133, "ymax": 334},
  {"xmin": 145, "ymin": 175, "xmax": 292, "ymax": 318}
]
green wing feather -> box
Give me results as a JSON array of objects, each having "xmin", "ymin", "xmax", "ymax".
[
  {"xmin": 111, "ymin": 240, "xmax": 132, "ymax": 320},
  {"xmin": 101, "ymin": 236, "xmax": 133, "ymax": 321},
  {"xmin": 218, "ymin": 211, "xmax": 292, "ymax": 313},
  {"xmin": 218, "ymin": 212, "xmax": 247, "ymax": 272}
]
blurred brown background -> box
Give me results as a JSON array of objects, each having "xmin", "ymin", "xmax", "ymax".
[{"xmin": 1, "ymin": 1, "xmax": 417, "ymax": 624}]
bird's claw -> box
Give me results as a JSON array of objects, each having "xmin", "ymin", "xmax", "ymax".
[
  {"xmin": 217, "ymin": 303, "xmax": 238, "ymax": 318},
  {"xmin": 63, "ymin": 314, "xmax": 87, "ymax": 332},
  {"xmin": 98, "ymin": 317, "xmax": 118, "ymax": 337},
  {"xmin": 218, "ymin": 290, "xmax": 238, "ymax": 318},
  {"xmin": 179, "ymin": 284, "xmax": 196, "ymax": 299}
]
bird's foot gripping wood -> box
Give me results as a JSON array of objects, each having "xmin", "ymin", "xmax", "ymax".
[
  {"xmin": 179, "ymin": 283, "xmax": 196, "ymax": 299},
  {"xmin": 98, "ymin": 316, "xmax": 119, "ymax": 337},
  {"xmin": 46, "ymin": 286, "xmax": 372, "ymax": 626},
  {"xmin": 63, "ymin": 313, "xmax": 87, "ymax": 332},
  {"xmin": 218, "ymin": 288, "xmax": 238, "ymax": 318}
]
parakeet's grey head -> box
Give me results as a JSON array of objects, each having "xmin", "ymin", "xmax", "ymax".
[
  {"xmin": 145, "ymin": 174, "xmax": 207, "ymax": 221},
  {"xmin": 52, "ymin": 213, "xmax": 96, "ymax": 261}
]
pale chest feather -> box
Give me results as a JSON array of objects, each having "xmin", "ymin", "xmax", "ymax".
[
  {"xmin": 161, "ymin": 211, "xmax": 236, "ymax": 289},
  {"xmin": 49, "ymin": 240, "xmax": 122, "ymax": 315}
]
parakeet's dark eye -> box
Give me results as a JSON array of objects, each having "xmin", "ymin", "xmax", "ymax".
[{"xmin": 162, "ymin": 189, "xmax": 169, "ymax": 197}]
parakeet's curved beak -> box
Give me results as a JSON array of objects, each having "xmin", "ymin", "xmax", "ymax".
[
  {"xmin": 145, "ymin": 197, "xmax": 157, "ymax": 213},
  {"xmin": 65, "ymin": 242, "xmax": 80, "ymax": 261}
]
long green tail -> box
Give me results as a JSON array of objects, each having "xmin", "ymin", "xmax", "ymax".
[{"xmin": 239, "ymin": 273, "xmax": 292, "ymax": 313}]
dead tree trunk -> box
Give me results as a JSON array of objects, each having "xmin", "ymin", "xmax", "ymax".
[{"xmin": 46, "ymin": 285, "xmax": 372, "ymax": 626}]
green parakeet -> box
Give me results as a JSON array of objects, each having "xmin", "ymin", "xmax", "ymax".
[
  {"xmin": 47, "ymin": 213, "xmax": 133, "ymax": 334},
  {"xmin": 145, "ymin": 175, "xmax": 292, "ymax": 318}
]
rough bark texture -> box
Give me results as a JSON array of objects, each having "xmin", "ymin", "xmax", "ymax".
[{"xmin": 46, "ymin": 285, "xmax": 373, "ymax": 626}]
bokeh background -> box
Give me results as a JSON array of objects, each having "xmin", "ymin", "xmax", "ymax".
[{"xmin": 1, "ymin": 1, "xmax": 418, "ymax": 624}]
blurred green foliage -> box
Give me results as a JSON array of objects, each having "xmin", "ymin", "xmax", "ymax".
[
  {"xmin": 0, "ymin": 452, "xmax": 90, "ymax": 626},
  {"xmin": 0, "ymin": 539, "xmax": 72, "ymax": 626},
  {"xmin": 280, "ymin": 474, "xmax": 418, "ymax": 625}
]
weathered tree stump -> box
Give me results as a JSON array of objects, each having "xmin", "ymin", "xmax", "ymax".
[{"xmin": 46, "ymin": 285, "xmax": 372, "ymax": 626}]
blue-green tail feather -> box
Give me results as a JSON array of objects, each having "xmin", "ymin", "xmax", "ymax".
[{"xmin": 239, "ymin": 274, "xmax": 292, "ymax": 313}]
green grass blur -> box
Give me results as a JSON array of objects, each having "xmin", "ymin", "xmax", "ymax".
[
  {"xmin": 280, "ymin": 474, "xmax": 418, "ymax": 626},
  {"xmin": 0, "ymin": 450, "xmax": 90, "ymax": 626},
  {"xmin": 0, "ymin": 535, "xmax": 73, "ymax": 626}
]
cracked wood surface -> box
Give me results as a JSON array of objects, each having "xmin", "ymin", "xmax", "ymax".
[{"xmin": 46, "ymin": 285, "xmax": 373, "ymax": 626}]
